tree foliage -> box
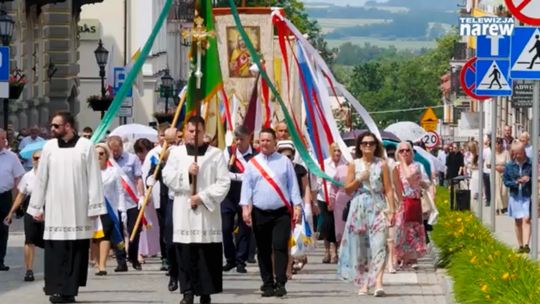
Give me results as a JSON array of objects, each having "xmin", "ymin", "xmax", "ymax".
[{"xmin": 343, "ymin": 33, "xmax": 459, "ymax": 129}]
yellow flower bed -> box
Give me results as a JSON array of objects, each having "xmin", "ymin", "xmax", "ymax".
[{"xmin": 432, "ymin": 187, "xmax": 540, "ymax": 303}]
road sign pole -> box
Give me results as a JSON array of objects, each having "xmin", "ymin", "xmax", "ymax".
[
  {"xmin": 490, "ymin": 97, "xmax": 498, "ymax": 232},
  {"xmin": 531, "ymin": 80, "xmax": 539, "ymax": 259},
  {"xmin": 478, "ymin": 101, "xmax": 484, "ymax": 221}
]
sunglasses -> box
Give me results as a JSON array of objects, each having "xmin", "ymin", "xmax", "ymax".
[
  {"xmin": 398, "ymin": 149, "xmax": 412, "ymax": 154},
  {"xmin": 50, "ymin": 123, "xmax": 63, "ymax": 129},
  {"xmin": 98, "ymin": 151, "xmax": 106, "ymax": 156},
  {"xmin": 33, "ymin": 156, "xmax": 40, "ymax": 161},
  {"xmin": 82, "ymin": 134, "xmax": 91, "ymax": 139},
  {"xmin": 360, "ymin": 141, "xmax": 376, "ymax": 147}
]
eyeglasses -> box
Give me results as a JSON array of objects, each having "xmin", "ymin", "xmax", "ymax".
[
  {"xmin": 50, "ymin": 123, "xmax": 63, "ymax": 129},
  {"xmin": 360, "ymin": 141, "xmax": 376, "ymax": 147},
  {"xmin": 98, "ymin": 152, "xmax": 105, "ymax": 156},
  {"xmin": 398, "ymin": 149, "xmax": 411, "ymax": 154},
  {"xmin": 33, "ymin": 156, "xmax": 40, "ymax": 161}
]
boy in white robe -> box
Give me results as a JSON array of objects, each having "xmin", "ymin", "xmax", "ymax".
[
  {"xmin": 162, "ymin": 116, "xmax": 230, "ymax": 304},
  {"xmin": 27, "ymin": 112, "xmax": 106, "ymax": 304}
]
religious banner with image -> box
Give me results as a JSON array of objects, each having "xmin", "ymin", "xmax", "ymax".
[{"xmin": 214, "ymin": 7, "xmax": 301, "ymax": 131}]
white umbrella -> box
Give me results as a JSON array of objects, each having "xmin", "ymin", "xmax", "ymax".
[
  {"xmin": 109, "ymin": 124, "xmax": 158, "ymax": 143},
  {"xmin": 384, "ymin": 121, "xmax": 426, "ymax": 142}
]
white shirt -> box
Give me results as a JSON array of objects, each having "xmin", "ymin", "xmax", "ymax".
[
  {"xmin": 223, "ymin": 145, "xmax": 253, "ymax": 181},
  {"xmin": 0, "ymin": 148, "xmax": 25, "ymax": 193},
  {"xmin": 483, "ymin": 147, "xmax": 491, "ymax": 174},
  {"xmin": 142, "ymin": 145, "xmax": 162, "ymax": 209},
  {"xmin": 437, "ymin": 150, "xmax": 447, "ymax": 173},
  {"xmin": 317, "ymin": 157, "xmax": 347, "ymax": 201},
  {"xmin": 102, "ymin": 166, "xmax": 127, "ymax": 213},
  {"xmin": 18, "ymin": 170, "xmax": 37, "ymax": 195}
]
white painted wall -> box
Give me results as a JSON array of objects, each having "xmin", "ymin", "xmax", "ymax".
[{"xmin": 77, "ymin": 0, "xmax": 168, "ymax": 133}]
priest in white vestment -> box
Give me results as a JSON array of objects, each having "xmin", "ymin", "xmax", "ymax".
[
  {"xmin": 162, "ymin": 116, "xmax": 230, "ymax": 304},
  {"xmin": 27, "ymin": 112, "xmax": 106, "ymax": 304}
]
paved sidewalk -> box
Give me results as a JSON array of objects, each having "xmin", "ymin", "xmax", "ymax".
[
  {"xmin": 474, "ymin": 202, "xmax": 539, "ymax": 252},
  {"xmin": 1, "ymin": 226, "xmax": 448, "ymax": 304}
]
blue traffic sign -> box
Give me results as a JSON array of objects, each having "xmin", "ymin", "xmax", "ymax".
[
  {"xmin": 113, "ymin": 67, "xmax": 132, "ymax": 97},
  {"xmin": 510, "ymin": 26, "xmax": 540, "ymax": 79},
  {"xmin": 477, "ymin": 34, "xmax": 511, "ymax": 59},
  {"xmin": 0, "ymin": 47, "xmax": 9, "ymax": 82},
  {"xmin": 475, "ymin": 59, "xmax": 512, "ymax": 96}
]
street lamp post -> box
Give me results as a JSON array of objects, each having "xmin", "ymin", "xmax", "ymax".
[
  {"xmin": 160, "ymin": 69, "xmax": 174, "ymax": 113},
  {"xmin": 94, "ymin": 39, "xmax": 109, "ymax": 118},
  {"xmin": 0, "ymin": 6, "xmax": 14, "ymax": 130}
]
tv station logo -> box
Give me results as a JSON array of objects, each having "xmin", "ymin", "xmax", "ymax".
[{"xmin": 459, "ymin": 17, "xmax": 515, "ymax": 36}]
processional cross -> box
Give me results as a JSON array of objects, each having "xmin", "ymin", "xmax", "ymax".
[{"xmin": 181, "ymin": 10, "xmax": 215, "ymax": 89}]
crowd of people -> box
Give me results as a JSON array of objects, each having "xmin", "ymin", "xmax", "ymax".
[
  {"xmin": 0, "ymin": 114, "xmax": 440, "ymax": 304},
  {"xmin": 436, "ymin": 125, "xmax": 536, "ymax": 254}
]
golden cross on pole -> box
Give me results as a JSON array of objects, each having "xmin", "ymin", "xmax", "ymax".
[{"xmin": 181, "ymin": 10, "xmax": 215, "ymax": 89}]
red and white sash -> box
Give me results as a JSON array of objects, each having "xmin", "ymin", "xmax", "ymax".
[
  {"xmin": 250, "ymin": 155, "xmax": 292, "ymax": 214},
  {"xmin": 108, "ymin": 159, "xmax": 139, "ymax": 205},
  {"xmin": 107, "ymin": 158, "xmax": 150, "ymax": 227}
]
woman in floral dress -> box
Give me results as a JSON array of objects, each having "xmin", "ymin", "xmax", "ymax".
[
  {"xmin": 393, "ymin": 141, "xmax": 429, "ymax": 269},
  {"xmin": 337, "ymin": 132, "xmax": 396, "ymax": 297}
]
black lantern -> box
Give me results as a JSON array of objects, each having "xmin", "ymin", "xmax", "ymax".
[
  {"xmin": 94, "ymin": 39, "xmax": 109, "ymax": 99},
  {"xmin": 160, "ymin": 69, "xmax": 175, "ymax": 113},
  {"xmin": 94, "ymin": 40, "xmax": 109, "ymax": 118},
  {"xmin": 0, "ymin": 7, "xmax": 14, "ymax": 47}
]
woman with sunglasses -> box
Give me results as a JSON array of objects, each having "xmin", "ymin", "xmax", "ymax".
[
  {"xmin": 4, "ymin": 150, "xmax": 45, "ymax": 282},
  {"xmin": 338, "ymin": 132, "xmax": 396, "ymax": 297},
  {"xmin": 93, "ymin": 143, "xmax": 127, "ymax": 275},
  {"xmin": 393, "ymin": 141, "xmax": 429, "ymax": 270}
]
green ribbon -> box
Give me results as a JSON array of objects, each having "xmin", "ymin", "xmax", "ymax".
[
  {"xmin": 227, "ymin": 0, "xmax": 342, "ymax": 186},
  {"xmin": 91, "ymin": 0, "xmax": 174, "ymax": 143}
]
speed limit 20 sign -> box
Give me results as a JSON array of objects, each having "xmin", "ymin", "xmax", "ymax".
[{"xmin": 422, "ymin": 131, "xmax": 440, "ymax": 149}]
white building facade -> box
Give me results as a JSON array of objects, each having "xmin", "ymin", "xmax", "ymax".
[{"xmin": 77, "ymin": 0, "xmax": 190, "ymax": 130}]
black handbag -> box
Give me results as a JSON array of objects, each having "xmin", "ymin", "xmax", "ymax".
[{"xmin": 342, "ymin": 201, "xmax": 351, "ymax": 222}]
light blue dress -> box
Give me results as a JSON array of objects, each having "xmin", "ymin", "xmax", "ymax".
[{"xmin": 337, "ymin": 158, "xmax": 388, "ymax": 288}]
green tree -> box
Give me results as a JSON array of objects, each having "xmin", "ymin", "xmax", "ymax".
[{"xmin": 346, "ymin": 32, "xmax": 459, "ymax": 128}]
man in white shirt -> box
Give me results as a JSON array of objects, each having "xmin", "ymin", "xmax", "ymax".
[
  {"xmin": 0, "ymin": 128, "xmax": 25, "ymax": 271},
  {"xmin": 18, "ymin": 126, "xmax": 44, "ymax": 171},
  {"xmin": 437, "ymin": 144, "xmax": 448, "ymax": 186},
  {"xmin": 107, "ymin": 135, "xmax": 144, "ymax": 271}
]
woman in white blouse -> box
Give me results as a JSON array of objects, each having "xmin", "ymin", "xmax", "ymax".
[
  {"xmin": 93, "ymin": 143, "xmax": 126, "ymax": 275},
  {"xmin": 4, "ymin": 150, "xmax": 44, "ymax": 282}
]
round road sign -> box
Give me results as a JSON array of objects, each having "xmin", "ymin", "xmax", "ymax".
[
  {"xmin": 460, "ymin": 57, "xmax": 490, "ymax": 101},
  {"xmin": 505, "ymin": 0, "xmax": 540, "ymax": 26},
  {"xmin": 422, "ymin": 131, "xmax": 440, "ymax": 149}
]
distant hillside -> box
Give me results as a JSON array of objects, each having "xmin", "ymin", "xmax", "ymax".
[{"xmin": 306, "ymin": 0, "xmax": 457, "ymax": 51}]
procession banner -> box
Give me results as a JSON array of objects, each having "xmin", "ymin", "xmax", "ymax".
[{"xmin": 227, "ymin": 0, "xmax": 342, "ymax": 186}]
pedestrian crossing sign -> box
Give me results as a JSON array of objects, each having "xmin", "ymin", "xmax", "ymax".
[
  {"xmin": 510, "ymin": 27, "xmax": 540, "ymax": 79},
  {"xmin": 475, "ymin": 59, "xmax": 512, "ymax": 96}
]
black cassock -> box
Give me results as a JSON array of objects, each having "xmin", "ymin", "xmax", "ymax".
[{"xmin": 44, "ymin": 240, "xmax": 90, "ymax": 296}]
